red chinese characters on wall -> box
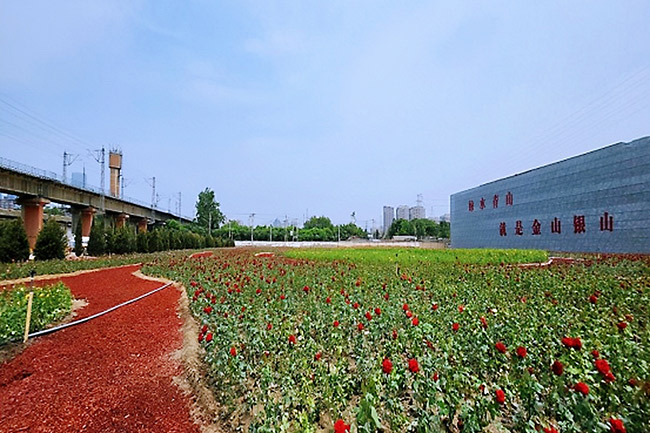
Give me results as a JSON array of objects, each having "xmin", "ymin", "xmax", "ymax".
[
  {"xmin": 600, "ymin": 212, "xmax": 613, "ymax": 231},
  {"xmin": 574, "ymin": 215, "xmax": 586, "ymax": 234},
  {"xmin": 499, "ymin": 222, "xmax": 507, "ymax": 236},
  {"xmin": 551, "ymin": 217, "xmax": 561, "ymax": 234},
  {"xmin": 532, "ymin": 219, "xmax": 541, "ymax": 235},
  {"xmin": 468, "ymin": 192, "xmax": 513, "ymax": 212},
  {"xmin": 515, "ymin": 220, "xmax": 523, "ymax": 236}
]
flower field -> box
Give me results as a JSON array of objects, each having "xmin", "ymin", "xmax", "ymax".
[
  {"xmin": 144, "ymin": 249, "xmax": 650, "ymax": 433},
  {"xmin": 0, "ymin": 281, "xmax": 72, "ymax": 345}
]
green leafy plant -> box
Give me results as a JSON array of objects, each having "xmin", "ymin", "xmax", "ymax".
[{"xmin": 33, "ymin": 219, "xmax": 66, "ymax": 260}]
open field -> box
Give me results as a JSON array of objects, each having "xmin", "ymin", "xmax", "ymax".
[{"xmin": 143, "ymin": 248, "xmax": 650, "ymax": 433}]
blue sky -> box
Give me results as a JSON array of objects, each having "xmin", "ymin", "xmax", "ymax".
[{"xmin": 1, "ymin": 1, "xmax": 649, "ymax": 229}]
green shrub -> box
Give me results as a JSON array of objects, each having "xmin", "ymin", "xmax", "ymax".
[
  {"xmin": 87, "ymin": 219, "xmax": 106, "ymax": 256},
  {"xmin": 73, "ymin": 220, "xmax": 84, "ymax": 256},
  {"xmin": 33, "ymin": 219, "xmax": 66, "ymax": 261},
  {"xmin": 136, "ymin": 231, "xmax": 150, "ymax": 253},
  {"xmin": 0, "ymin": 282, "xmax": 72, "ymax": 345},
  {"xmin": 112, "ymin": 226, "xmax": 136, "ymax": 254},
  {"xmin": 0, "ymin": 219, "xmax": 30, "ymax": 262}
]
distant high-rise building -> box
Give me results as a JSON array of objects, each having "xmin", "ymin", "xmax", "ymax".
[
  {"xmin": 439, "ymin": 213, "xmax": 451, "ymax": 223},
  {"xmin": 409, "ymin": 205, "xmax": 426, "ymax": 220},
  {"xmin": 383, "ymin": 206, "xmax": 394, "ymax": 233},
  {"xmin": 396, "ymin": 205, "xmax": 409, "ymax": 220},
  {"xmin": 71, "ymin": 172, "xmax": 86, "ymax": 188}
]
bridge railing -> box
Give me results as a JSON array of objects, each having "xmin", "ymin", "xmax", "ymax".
[{"xmin": 0, "ymin": 157, "xmax": 192, "ymax": 220}]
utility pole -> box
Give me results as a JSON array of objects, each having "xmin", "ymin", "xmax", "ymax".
[
  {"xmin": 269, "ymin": 224, "xmax": 272, "ymax": 242},
  {"xmin": 250, "ymin": 213, "xmax": 255, "ymax": 243},
  {"xmin": 89, "ymin": 147, "xmax": 105, "ymax": 211},
  {"xmin": 178, "ymin": 191, "xmax": 182, "ymax": 222},
  {"xmin": 284, "ymin": 215, "xmax": 288, "ymax": 242},
  {"xmin": 62, "ymin": 151, "xmax": 78, "ymax": 183}
]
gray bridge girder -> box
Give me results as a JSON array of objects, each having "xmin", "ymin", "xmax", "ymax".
[{"xmin": 0, "ymin": 167, "xmax": 190, "ymax": 223}]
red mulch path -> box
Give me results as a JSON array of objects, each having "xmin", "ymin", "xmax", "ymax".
[{"xmin": 0, "ymin": 265, "xmax": 201, "ymax": 433}]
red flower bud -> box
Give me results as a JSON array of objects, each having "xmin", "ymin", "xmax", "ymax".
[
  {"xmin": 516, "ymin": 346, "xmax": 527, "ymax": 358},
  {"xmin": 609, "ymin": 417, "xmax": 626, "ymax": 433},
  {"xmin": 495, "ymin": 389, "xmax": 505, "ymax": 404},
  {"xmin": 495, "ymin": 341, "xmax": 507, "ymax": 354},
  {"xmin": 452, "ymin": 322, "xmax": 460, "ymax": 332},
  {"xmin": 382, "ymin": 358, "xmax": 393, "ymax": 374},
  {"xmin": 574, "ymin": 382, "xmax": 589, "ymax": 395},
  {"xmin": 408, "ymin": 358, "xmax": 419, "ymax": 373},
  {"xmin": 552, "ymin": 360, "xmax": 564, "ymax": 376}
]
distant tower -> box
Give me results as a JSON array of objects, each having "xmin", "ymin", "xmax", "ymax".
[
  {"xmin": 108, "ymin": 150, "xmax": 122, "ymax": 198},
  {"xmin": 396, "ymin": 205, "xmax": 410, "ymax": 220}
]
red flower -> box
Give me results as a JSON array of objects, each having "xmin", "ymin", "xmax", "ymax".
[
  {"xmin": 458, "ymin": 304, "xmax": 465, "ymax": 313},
  {"xmin": 289, "ymin": 334, "xmax": 297, "ymax": 345},
  {"xmin": 205, "ymin": 333, "xmax": 213, "ymax": 343},
  {"xmin": 190, "ymin": 281, "xmax": 198, "ymax": 287},
  {"xmin": 432, "ymin": 303, "xmax": 439, "ymax": 311},
  {"xmin": 609, "ymin": 418, "xmax": 626, "ymax": 433},
  {"xmin": 403, "ymin": 303, "xmax": 409, "ymax": 311},
  {"xmin": 405, "ymin": 310, "xmax": 413, "ymax": 318},
  {"xmin": 561, "ymin": 336, "xmax": 582, "ymax": 350},
  {"xmin": 589, "ymin": 294, "xmax": 598, "ymax": 304},
  {"xmin": 392, "ymin": 329, "xmax": 398, "ymax": 340},
  {"xmin": 203, "ymin": 306, "xmax": 213, "ymax": 314},
  {"xmin": 516, "ymin": 346, "xmax": 527, "ymax": 358},
  {"xmin": 266, "ymin": 322, "xmax": 272, "ymax": 331},
  {"xmin": 543, "ymin": 426, "xmax": 559, "ymax": 433},
  {"xmin": 365, "ymin": 312, "xmax": 373, "ymax": 321},
  {"xmin": 595, "ymin": 358, "xmax": 611, "ymax": 375},
  {"xmin": 433, "ymin": 372, "xmax": 439, "ymax": 382},
  {"xmin": 357, "ymin": 322, "xmax": 364, "ymax": 331},
  {"xmin": 326, "ymin": 297, "xmax": 331, "ymax": 304},
  {"xmin": 334, "ymin": 419, "xmax": 350, "ymax": 433},
  {"xmin": 495, "ymin": 388, "xmax": 505, "ymax": 405},
  {"xmin": 303, "ymin": 285, "xmax": 310, "ymax": 293},
  {"xmin": 353, "ymin": 302, "xmax": 360, "ymax": 309},
  {"xmin": 198, "ymin": 333, "xmax": 204, "ymax": 343},
  {"xmin": 280, "ymin": 294, "xmax": 286, "ymax": 300},
  {"xmin": 574, "ymin": 382, "xmax": 589, "ymax": 395},
  {"xmin": 201, "ymin": 324, "xmax": 208, "ymax": 334},
  {"xmin": 552, "ymin": 360, "xmax": 564, "ymax": 376},
  {"xmin": 617, "ymin": 321, "xmax": 627, "ymax": 330},
  {"xmin": 383, "ymin": 293, "xmax": 389, "ymax": 301},
  {"xmin": 592, "ymin": 350, "xmax": 600, "ymax": 358},
  {"xmin": 452, "ymin": 322, "xmax": 460, "ymax": 332},
  {"xmin": 374, "ymin": 307, "xmax": 381, "ymax": 316},
  {"xmin": 382, "ymin": 358, "xmax": 393, "ymax": 374},
  {"xmin": 229, "ymin": 346, "xmax": 236, "ymax": 356},
  {"xmin": 480, "ymin": 316, "xmax": 488, "ymax": 329},
  {"xmin": 495, "ymin": 341, "xmax": 507, "ymax": 354},
  {"xmin": 314, "ymin": 352, "xmax": 322, "ymax": 361},
  {"xmin": 412, "ymin": 317, "xmax": 419, "ymax": 326},
  {"xmin": 408, "ymin": 358, "xmax": 419, "ymax": 373},
  {"xmin": 256, "ymin": 288, "xmax": 262, "ymax": 294},
  {"xmin": 333, "ymin": 320, "xmax": 340, "ymax": 327}
]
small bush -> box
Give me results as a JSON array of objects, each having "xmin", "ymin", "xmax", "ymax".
[
  {"xmin": 0, "ymin": 219, "xmax": 30, "ymax": 262},
  {"xmin": 0, "ymin": 282, "xmax": 72, "ymax": 345},
  {"xmin": 74, "ymin": 221, "xmax": 83, "ymax": 256},
  {"xmin": 87, "ymin": 219, "xmax": 106, "ymax": 256},
  {"xmin": 33, "ymin": 219, "xmax": 66, "ymax": 261}
]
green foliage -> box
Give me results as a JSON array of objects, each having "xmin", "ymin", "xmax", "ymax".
[
  {"xmin": 0, "ymin": 282, "xmax": 73, "ymax": 345},
  {"xmin": 110, "ymin": 226, "xmax": 136, "ymax": 254},
  {"xmin": 33, "ymin": 219, "xmax": 66, "ymax": 260},
  {"xmin": 136, "ymin": 231, "xmax": 150, "ymax": 253},
  {"xmin": 0, "ymin": 219, "xmax": 30, "ymax": 262},
  {"xmin": 304, "ymin": 216, "xmax": 334, "ymax": 230},
  {"xmin": 387, "ymin": 218, "xmax": 450, "ymax": 239},
  {"xmin": 73, "ymin": 220, "xmax": 83, "ymax": 256},
  {"xmin": 195, "ymin": 187, "xmax": 225, "ymax": 231},
  {"xmin": 86, "ymin": 218, "xmax": 105, "ymax": 256}
]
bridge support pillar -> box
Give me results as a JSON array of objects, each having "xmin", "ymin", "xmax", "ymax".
[
  {"xmin": 137, "ymin": 218, "xmax": 148, "ymax": 233},
  {"xmin": 81, "ymin": 207, "xmax": 96, "ymax": 247},
  {"xmin": 114, "ymin": 213, "xmax": 129, "ymax": 229},
  {"xmin": 17, "ymin": 197, "xmax": 50, "ymax": 252}
]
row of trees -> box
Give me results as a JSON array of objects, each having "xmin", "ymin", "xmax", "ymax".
[
  {"xmin": 85, "ymin": 218, "xmax": 234, "ymax": 256},
  {"xmin": 387, "ymin": 218, "xmax": 450, "ymax": 239},
  {"xmin": 210, "ymin": 217, "xmax": 368, "ymax": 242}
]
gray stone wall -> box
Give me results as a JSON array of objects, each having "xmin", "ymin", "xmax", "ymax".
[{"xmin": 450, "ymin": 136, "xmax": 650, "ymax": 253}]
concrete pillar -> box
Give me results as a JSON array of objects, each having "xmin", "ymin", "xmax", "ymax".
[
  {"xmin": 114, "ymin": 213, "xmax": 129, "ymax": 229},
  {"xmin": 81, "ymin": 207, "xmax": 96, "ymax": 247},
  {"xmin": 137, "ymin": 218, "xmax": 148, "ymax": 233},
  {"xmin": 18, "ymin": 197, "xmax": 50, "ymax": 252}
]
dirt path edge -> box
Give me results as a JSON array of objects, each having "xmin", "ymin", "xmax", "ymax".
[{"xmin": 132, "ymin": 270, "xmax": 225, "ymax": 433}]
